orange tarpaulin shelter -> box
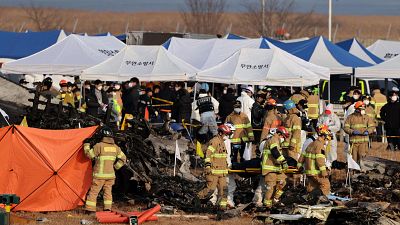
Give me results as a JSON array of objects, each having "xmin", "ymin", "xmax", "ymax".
[{"xmin": 0, "ymin": 125, "xmax": 97, "ymax": 212}]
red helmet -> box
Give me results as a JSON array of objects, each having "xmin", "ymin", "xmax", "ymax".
[
  {"xmin": 218, "ymin": 124, "xmax": 231, "ymax": 135},
  {"xmin": 354, "ymin": 101, "xmax": 365, "ymax": 109},
  {"xmin": 266, "ymin": 98, "xmax": 277, "ymax": 106},
  {"xmin": 59, "ymin": 80, "xmax": 68, "ymax": 87},
  {"xmin": 276, "ymin": 126, "xmax": 289, "ymax": 138}
]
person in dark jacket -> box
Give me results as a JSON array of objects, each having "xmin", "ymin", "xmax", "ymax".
[
  {"xmin": 122, "ymin": 77, "xmax": 140, "ymax": 117},
  {"xmin": 251, "ymin": 93, "xmax": 266, "ymax": 143},
  {"xmin": 219, "ymin": 88, "xmax": 236, "ymax": 122},
  {"xmin": 172, "ymin": 82, "xmax": 192, "ymax": 123},
  {"xmin": 380, "ymin": 91, "xmax": 400, "ymax": 150},
  {"xmin": 138, "ymin": 88, "xmax": 155, "ymax": 119},
  {"xmin": 85, "ymin": 79, "xmax": 108, "ymax": 118}
]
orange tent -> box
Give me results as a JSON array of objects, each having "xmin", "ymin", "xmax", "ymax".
[{"xmin": 0, "ymin": 125, "xmax": 97, "ymax": 212}]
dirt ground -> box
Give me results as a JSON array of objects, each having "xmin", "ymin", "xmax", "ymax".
[{"xmin": 11, "ymin": 141, "xmax": 399, "ymax": 225}]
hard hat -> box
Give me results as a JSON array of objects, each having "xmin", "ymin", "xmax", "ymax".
[
  {"xmin": 42, "ymin": 77, "xmax": 53, "ymax": 87},
  {"xmin": 354, "ymin": 101, "xmax": 365, "ymax": 109},
  {"xmin": 276, "ymin": 126, "xmax": 290, "ymax": 138},
  {"xmin": 316, "ymin": 124, "xmax": 332, "ymax": 140},
  {"xmin": 233, "ymin": 100, "xmax": 242, "ymax": 108},
  {"xmin": 218, "ymin": 124, "xmax": 231, "ymax": 135},
  {"xmin": 245, "ymin": 86, "xmax": 254, "ymax": 94},
  {"xmin": 266, "ymin": 98, "xmax": 277, "ymax": 106},
  {"xmin": 100, "ymin": 127, "xmax": 113, "ymax": 137},
  {"xmin": 225, "ymin": 122, "xmax": 236, "ymax": 132},
  {"xmin": 283, "ymin": 100, "xmax": 296, "ymax": 110},
  {"xmin": 59, "ymin": 80, "xmax": 68, "ymax": 87}
]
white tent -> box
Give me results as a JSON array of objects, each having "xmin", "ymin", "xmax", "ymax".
[
  {"xmin": 1, "ymin": 34, "xmax": 125, "ymax": 75},
  {"xmin": 81, "ymin": 45, "xmax": 198, "ymax": 81},
  {"xmin": 356, "ymin": 54, "xmax": 400, "ymax": 78},
  {"xmin": 165, "ymin": 37, "xmax": 267, "ymax": 70},
  {"xmin": 367, "ymin": 39, "xmax": 400, "ymax": 61},
  {"xmin": 195, "ymin": 48, "xmax": 330, "ymax": 86}
]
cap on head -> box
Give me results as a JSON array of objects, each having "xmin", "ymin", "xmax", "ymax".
[{"xmin": 283, "ymin": 100, "xmax": 296, "ymax": 110}]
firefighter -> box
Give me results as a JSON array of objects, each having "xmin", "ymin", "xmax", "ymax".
[
  {"xmin": 261, "ymin": 126, "xmax": 289, "ymax": 209},
  {"xmin": 260, "ymin": 98, "xmax": 282, "ymax": 142},
  {"xmin": 371, "ymin": 86, "xmax": 387, "ymax": 119},
  {"xmin": 307, "ymin": 88, "xmax": 320, "ymax": 128},
  {"xmin": 362, "ymin": 95, "xmax": 377, "ymax": 122},
  {"xmin": 198, "ymin": 124, "xmax": 231, "ymax": 210},
  {"xmin": 84, "ymin": 128, "xmax": 127, "ymax": 212},
  {"xmin": 58, "ymin": 80, "xmax": 74, "ymax": 106},
  {"xmin": 344, "ymin": 101, "xmax": 375, "ymax": 165},
  {"xmin": 282, "ymin": 99, "xmax": 302, "ymax": 161},
  {"xmin": 225, "ymin": 100, "xmax": 254, "ymax": 163},
  {"xmin": 290, "ymin": 88, "xmax": 308, "ymax": 104},
  {"xmin": 297, "ymin": 125, "xmax": 332, "ymax": 199}
]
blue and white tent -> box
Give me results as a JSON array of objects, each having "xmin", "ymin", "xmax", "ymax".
[
  {"xmin": 265, "ymin": 36, "xmax": 372, "ymax": 74},
  {"xmin": 163, "ymin": 37, "xmax": 269, "ymax": 70},
  {"xmin": 225, "ymin": 33, "xmax": 247, "ymax": 39},
  {"xmin": 0, "ymin": 30, "xmax": 66, "ymax": 60},
  {"xmin": 336, "ymin": 38, "xmax": 383, "ymax": 65}
]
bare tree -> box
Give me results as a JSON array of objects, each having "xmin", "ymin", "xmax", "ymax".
[
  {"xmin": 241, "ymin": 0, "xmax": 323, "ymax": 38},
  {"xmin": 22, "ymin": 1, "xmax": 66, "ymax": 31},
  {"xmin": 180, "ymin": 0, "xmax": 227, "ymax": 34}
]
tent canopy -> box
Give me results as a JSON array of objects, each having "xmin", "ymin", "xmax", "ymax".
[
  {"xmin": 355, "ymin": 54, "xmax": 400, "ymax": 78},
  {"xmin": 225, "ymin": 33, "xmax": 247, "ymax": 39},
  {"xmin": 0, "ymin": 30, "xmax": 66, "ymax": 59},
  {"xmin": 265, "ymin": 36, "xmax": 372, "ymax": 74},
  {"xmin": 163, "ymin": 37, "xmax": 269, "ymax": 70},
  {"xmin": 81, "ymin": 45, "xmax": 199, "ymax": 81},
  {"xmin": 367, "ymin": 39, "xmax": 400, "ymax": 61},
  {"xmin": 0, "ymin": 125, "xmax": 96, "ymax": 212},
  {"xmin": 336, "ymin": 38, "xmax": 383, "ymax": 64},
  {"xmin": 1, "ymin": 34, "xmax": 125, "ymax": 75},
  {"xmin": 195, "ymin": 47, "xmax": 330, "ymax": 86}
]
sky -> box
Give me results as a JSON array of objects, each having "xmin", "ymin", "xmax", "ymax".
[{"xmin": 0, "ymin": 0, "xmax": 399, "ymax": 16}]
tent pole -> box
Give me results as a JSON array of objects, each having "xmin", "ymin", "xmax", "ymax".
[
  {"xmin": 79, "ymin": 79, "xmax": 84, "ymax": 108},
  {"xmin": 212, "ymin": 83, "xmax": 215, "ymax": 97},
  {"xmin": 328, "ymin": 79, "xmax": 331, "ymax": 104},
  {"xmin": 384, "ymin": 78, "xmax": 389, "ymax": 96}
]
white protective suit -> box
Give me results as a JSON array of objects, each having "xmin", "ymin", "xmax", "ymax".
[
  {"xmin": 237, "ymin": 91, "xmax": 254, "ymax": 122},
  {"xmin": 252, "ymin": 140, "xmax": 267, "ymax": 206},
  {"xmin": 317, "ymin": 110, "xmax": 341, "ymax": 165}
]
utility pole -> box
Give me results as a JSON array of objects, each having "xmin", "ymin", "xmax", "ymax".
[
  {"xmin": 328, "ymin": 0, "xmax": 332, "ymax": 41},
  {"xmin": 261, "ymin": 0, "xmax": 265, "ymax": 36}
]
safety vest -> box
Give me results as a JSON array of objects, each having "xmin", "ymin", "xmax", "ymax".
[{"xmin": 197, "ymin": 96, "xmax": 214, "ymax": 114}]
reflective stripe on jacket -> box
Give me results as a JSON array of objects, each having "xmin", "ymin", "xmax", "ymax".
[
  {"xmin": 343, "ymin": 112, "xmax": 375, "ymax": 143},
  {"xmin": 297, "ymin": 139, "xmax": 326, "ymax": 176},
  {"xmin": 205, "ymin": 135, "xmax": 228, "ymax": 175},
  {"xmin": 226, "ymin": 112, "xmax": 254, "ymax": 144},
  {"xmin": 261, "ymin": 134, "xmax": 285, "ymax": 175}
]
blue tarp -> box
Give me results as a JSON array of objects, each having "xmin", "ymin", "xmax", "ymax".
[
  {"xmin": 0, "ymin": 30, "xmax": 62, "ymax": 59},
  {"xmin": 265, "ymin": 36, "xmax": 372, "ymax": 68},
  {"xmin": 336, "ymin": 38, "xmax": 384, "ymax": 64}
]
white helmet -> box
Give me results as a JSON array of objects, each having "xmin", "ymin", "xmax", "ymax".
[{"xmin": 225, "ymin": 123, "xmax": 236, "ymax": 132}]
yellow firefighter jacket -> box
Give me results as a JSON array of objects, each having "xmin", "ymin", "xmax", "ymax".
[
  {"xmin": 261, "ymin": 134, "xmax": 285, "ymax": 175},
  {"xmin": 205, "ymin": 135, "xmax": 229, "ymax": 175},
  {"xmin": 297, "ymin": 139, "xmax": 327, "ymax": 176},
  {"xmin": 226, "ymin": 112, "xmax": 254, "ymax": 144},
  {"xmin": 260, "ymin": 109, "xmax": 282, "ymax": 142},
  {"xmin": 344, "ymin": 112, "xmax": 375, "ymax": 144}
]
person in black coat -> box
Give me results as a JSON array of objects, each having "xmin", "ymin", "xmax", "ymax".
[
  {"xmin": 85, "ymin": 79, "xmax": 108, "ymax": 118},
  {"xmin": 122, "ymin": 77, "xmax": 140, "ymax": 117},
  {"xmin": 218, "ymin": 87, "xmax": 236, "ymax": 122},
  {"xmin": 172, "ymin": 82, "xmax": 192, "ymax": 123},
  {"xmin": 380, "ymin": 91, "xmax": 400, "ymax": 150},
  {"xmin": 251, "ymin": 93, "xmax": 266, "ymax": 143}
]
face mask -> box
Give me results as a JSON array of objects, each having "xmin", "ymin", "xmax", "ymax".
[
  {"xmin": 112, "ymin": 92, "xmax": 116, "ymax": 96},
  {"xmin": 353, "ymin": 95, "xmax": 360, "ymax": 100},
  {"xmin": 361, "ymin": 110, "xmax": 366, "ymax": 115},
  {"xmin": 175, "ymin": 87, "xmax": 180, "ymax": 91},
  {"xmin": 234, "ymin": 108, "xmax": 241, "ymax": 114},
  {"xmin": 280, "ymin": 137, "xmax": 285, "ymax": 143},
  {"xmin": 96, "ymin": 86, "xmax": 103, "ymax": 91},
  {"xmin": 363, "ymin": 100, "xmax": 370, "ymax": 105},
  {"xmin": 223, "ymin": 135, "xmax": 229, "ymax": 140},
  {"xmin": 392, "ymin": 95, "xmax": 398, "ymax": 102},
  {"xmin": 114, "ymin": 85, "xmax": 121, "ymax": 90},
  {"xmin": 223, "ymin": 89, "xmax": 227, "ymax": 94},
  {"xmin": 128, "ymin": 83, "xmax": 134, "ymax": 88}
]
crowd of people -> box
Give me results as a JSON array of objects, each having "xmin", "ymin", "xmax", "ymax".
[{"xmin": 37, "ymin": 76, "xmax": 400, "ymax": 212}]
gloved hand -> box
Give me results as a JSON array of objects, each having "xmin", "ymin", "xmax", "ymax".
[
  {"xmin": 363, "ymin": 131, "xmax": 369, "ymax": 136},
  {"xmin": 352, "ymin": 130, "xmax": 361, "ymax": 135},
  {"xmin": 282, "ymin": 161, "xmax": 289, "ymax": 170}
]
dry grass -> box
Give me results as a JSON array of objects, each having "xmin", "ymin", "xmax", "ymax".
[{"xmin": 0, "ymin": 6, "xmax": 400, "ymax": 45}]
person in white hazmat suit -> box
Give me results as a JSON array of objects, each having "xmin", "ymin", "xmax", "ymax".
[
  {"xmin": 210, "ymin": 123, "xmax": 237, "ymax": 207},
  {"xmin": 237, "ymin": 86, "xmax": 255, "ymax": 122},
  {"xmin": 317, "ymin": 104, "xmax": 341, "ymax": 166}
]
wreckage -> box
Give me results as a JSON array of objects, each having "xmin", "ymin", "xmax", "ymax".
[{"xmin": 1, "ymin": 78, "xmax": 400, "ymax": 224}]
